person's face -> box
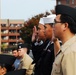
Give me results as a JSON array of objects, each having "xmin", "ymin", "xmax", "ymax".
[
  {"xmin": 12, "ymin": 50, "xmax": 18, "ymax": 57},
  {"xmin": 53, "ymin": 14, "xmax": 65, "ymax": 39},
  {"xmin": 18, "ymin": 48, "xmax": 27, "ymax": 57},
  {"xmin": 0, "ymin": 66, "xmax": 7, "ymax": 75},
  {"xmin": 37, "ymin": 24, "xmax": 46, "ymax": 41},
  {"xmin": 44, "ymin": 24, "xmax": 53, "ymax": 40}
]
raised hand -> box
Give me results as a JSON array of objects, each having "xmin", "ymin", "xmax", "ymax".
[{"xmin": 32, "ymin": 26, "xmax": 38, "ymax": 42}]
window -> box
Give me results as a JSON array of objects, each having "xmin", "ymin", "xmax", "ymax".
[
  {"xmin": 17, "ymin": 24, "xmax": 23, "ymax": 27},
  {"xmin": 66, "ymin": 0, "xmax": 69, "ymax": 4},
  {"xmin": 72, "ymin": 0, "xmax": 74, "ymax": 4},
  {"xmin": 17, "ymin": 30, "xmax": 22, "ymax": 33},
  {"xmin": 10, "ymin": 24, "xmax": 14, "ymax": 27},
  {"xmin": 9, "ymin": 36, "xmax": 16, "ymax": 39},
  {"xmin": 1, "ymin": 24, "xmax": 6, "ymax": 27},
  {"xmin": 9, "ymin": 30, "xmax": 16, "ymax": 33},
  {"xmin": 2, "ymin": 36, "xmax": 8, "ymax": 40},
  {"xmin": 58, "ymin": 1, "xmax": 61, "ymax": 5}
]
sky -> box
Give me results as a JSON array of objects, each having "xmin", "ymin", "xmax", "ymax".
[{"xmin": 1, "ymin": 0, "xmax": 56, "ymax": 21}]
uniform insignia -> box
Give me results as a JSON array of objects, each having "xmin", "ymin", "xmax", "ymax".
[
  {"xmin": 56, "ymin": 50, "xmax": 61, "ymax": 57},
  {"xmin": 19, "ymin": 46, "xmax": 21, "ymax": 48},
  {"xmin": 48, "ymin": 49, "xmax": 51, "ymax": 52}
]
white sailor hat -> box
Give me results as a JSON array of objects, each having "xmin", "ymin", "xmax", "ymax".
[
  {"xmin": 43, "ymin": 14, "xmax": 56, "ymax": 24},
  {"xmin": 39, "ymin": 18, "xmax": 44, "ymax": 25}
]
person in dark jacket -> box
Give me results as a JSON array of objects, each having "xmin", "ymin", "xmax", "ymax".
[
  {"xmin": 5, "ymin": 69, "xmax": 26, "ymax": 75},
  {"xmin": 40, "ymin": 14, "xmax": 61, "ymax": 75},
  {"xmin": 32, "ymin": 15, "xmax": 61, "ymax": 75},
  {"xmin": 32, "ymin": 17, "xmax": 48, "ymax": 63},
  {"xmin": 0, "ymin": 54, "xmax": 16, "ymax": 75}
]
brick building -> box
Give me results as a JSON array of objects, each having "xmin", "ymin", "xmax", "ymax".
[
  {"xmin": 56, "ymin": 0, "xmax": 76, "ymax": 8},
  {"xmin": 0, "ymin": 19, "xmax": 24, "ymax": 47}
]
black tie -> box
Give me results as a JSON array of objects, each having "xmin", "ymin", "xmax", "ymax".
[{"xmin": 56, "ymin": 50, "xmax": 61, "ymax": 57}]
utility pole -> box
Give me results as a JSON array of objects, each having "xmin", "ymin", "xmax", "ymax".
[
  {"xmin": 0, "ymin": 0, "xmax": 1, "ymax": 19},
  {"xmin": 0, "ymin": 0, "xmax": 1, "ymax": 53}
]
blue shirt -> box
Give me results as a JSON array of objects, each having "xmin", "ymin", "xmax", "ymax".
[{"xmin": 14, "ymin": 58, "xmax": 20, "ymax": 70}]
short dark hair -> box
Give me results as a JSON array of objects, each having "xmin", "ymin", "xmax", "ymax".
[
  {"xmin": 48, "ymin": 23, "xmax": 54, "ymax": 27},
  {"xmin": 44, "ymin": 23, "xmax": 54, "ymax": 29},
  {"xmin": 12, "ymin": 47, "xmax": 18, "ymax": 52},
  {"xmin": 0, "ymin": 63, "xmax": 13, "ymax": 72},
  {"xmin": 0, "ymin": 63, "xmax": 5, "ymax": 68},
  {"xmin": 60, "ymin": 14, "xmax": 76, "ymax": 34}
]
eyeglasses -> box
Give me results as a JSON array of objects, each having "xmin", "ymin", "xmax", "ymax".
[{"xmin": 54, "ymin": 19, "xmax": 63, "ymax": 24}]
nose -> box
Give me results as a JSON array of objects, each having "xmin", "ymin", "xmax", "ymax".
[
  {"xmin": 43, "ymin": 30, "xmax": 46, "ymax": 35},
  {"xmin": 52, "ymin": 23, "xmax": 55, "ymax": 28}
]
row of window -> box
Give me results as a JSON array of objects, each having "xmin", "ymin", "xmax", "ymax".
[
  {"xmin": 1, "ymin": 37, "xmax": 22, "ymax": 40},
  {"xmin": 58, "ymin": 0, "xmax": 75, "ymax": 5},
  {"xmin": 1, "ymin": 30, "xmax": 22, "ymax": 33},
  {"xmin": 2, "ymin": 42, "xmax": 22, "ymax": 46},
  {"xmin": 1, "ymin": 24, "xmax": 23, "ymax": 27}
]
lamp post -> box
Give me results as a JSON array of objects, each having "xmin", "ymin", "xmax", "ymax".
[
  {"xmin": 0, "ymin": 0, "xmax": 1, "ymax": 19},
  {"xmin": 0, "ymin": 0, "xmax": 1, "ymax": 53},
  {"xmin": 16, "ymin": 40, "xmax": 18, "ymax": 47},
  {"xmin": 0, "ymin": 22, "xmax": 1, "ymax": 53}
]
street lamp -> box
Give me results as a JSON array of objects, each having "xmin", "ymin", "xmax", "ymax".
[
  {"xmin": 16, "ymin": 40, "xmax": 18, "ymax": 47},
  {"xmin": 0, "ymin": 0, "xmax": 1, "ymax": 53},
  {"xmin": 0, "ymin": 0, "xmax": 1, "ymax": 19}
]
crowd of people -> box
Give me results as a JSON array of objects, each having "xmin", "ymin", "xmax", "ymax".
[{"xmin": 0, "ymin": 4, "xmax": 76, "ymax": 75}]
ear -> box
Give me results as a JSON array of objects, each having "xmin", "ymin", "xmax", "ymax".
[{"xmin": 64, "ymin": 22, "xmax": 69, "ymax": 30}]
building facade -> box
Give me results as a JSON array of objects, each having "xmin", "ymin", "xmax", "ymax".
[
  {"xmin": 0, "ymin": 19, "xmax": 24, "ymax": 47},
  {"xmin": 56, "ymin": 0, "xmax": 76, "ymax": 8}
]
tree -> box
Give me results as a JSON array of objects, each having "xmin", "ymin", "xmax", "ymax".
[
  {"xmin": 1, "ymin": 44, "xmax": 8, "ymax": 51},
  {"xmin": 20, "ymin": 11, "xmax": 51, "ymax": 49},
  {"xmin": 20, "ymin": 16, "xmax": 39, "ymax": 48}
]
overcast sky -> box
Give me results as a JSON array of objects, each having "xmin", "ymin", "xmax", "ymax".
[{"xmin": 1, "ymin": 0, "xmax": 56, "ymax": 21}]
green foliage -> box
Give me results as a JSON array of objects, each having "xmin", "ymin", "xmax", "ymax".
[{"xmin": 1, "ymin": 44, "xmax": 8, "ymax": 50}]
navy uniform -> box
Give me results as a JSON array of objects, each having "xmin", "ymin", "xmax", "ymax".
[
  {"xmin": 5, "ymin": 69, "xmax": 26, "ymax": 75},
  {"xmin": 32, "ymin": 39, "xmax": 55, "ymax": 75},
  {"xmin": 32, "ymin": 14, "xmax": 61, "ymax": 75},
  {"xmin": 32, "ymin": 15, "xmax": 54, "ymax": 75},
  {"xmin": 32, "ymin": 39, "xmax": 49, "ymax": 63}
]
